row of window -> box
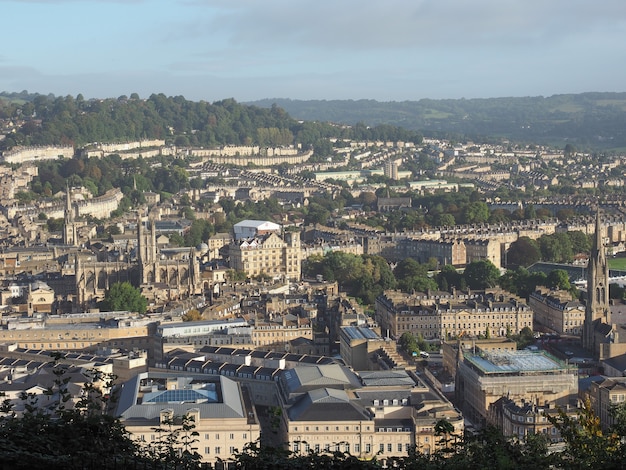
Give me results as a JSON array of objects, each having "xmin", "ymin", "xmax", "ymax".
[
  {"xmin": 203, "ymin": 433, "xmax": 247, "ymax": 440},
  {"xmin": 203, "ymin": 446, "xmax": 236, "ymax": 455},
  {"xmin": 294, "ymin": 425, "xmax": 371, "ymax": 432}
]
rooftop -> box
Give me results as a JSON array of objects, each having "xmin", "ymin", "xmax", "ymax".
[{"xmin": 464, "ymin": 349, "xmax": 570, "ymax": 375}]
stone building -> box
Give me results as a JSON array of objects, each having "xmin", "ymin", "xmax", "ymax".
[
  {"xmin": 116, "ymin": 372, "xmax": 260, "ymax": 467},
  {"xmin": 583, "ymin": 211, "xmax": 626, "ymax": 360},
  {"xmin": 277, "ymin": 365, "xmax": 463, "ymax": 464},
  {"xmin": 230, "ymin": 230, "xmax": 301, "ymax": 281},
  {"xmin": 528, "ymin": 288, "xmax": 585, "ymax": 336},
  {"xmin": 455, "ymin": 348, "xmax": 577, "ymax": 426},
  {"xmin": 376, "ymin": 289, "xmax": 532, "ymax": 341},
  {"xmin": 585, "ymin": 376, "xmax": 626, "ymax": 430},
  {"xmin": 487, "ymin": 396, "xmax": 576, "ymax": 441}
]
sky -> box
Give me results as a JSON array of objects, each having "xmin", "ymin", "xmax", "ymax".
[{"xmin": 1, "ymin": 0, "xmax": 626, "ymax": 103}]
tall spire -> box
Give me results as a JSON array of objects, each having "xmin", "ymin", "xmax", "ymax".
[{"xmin": 583, "ymin": 207, "xmax": 610, "ymax": 353}]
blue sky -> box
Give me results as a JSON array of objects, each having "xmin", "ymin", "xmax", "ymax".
[{"xmin": 1, "ymin": 0, "xmax": 625, "ymax": 102}]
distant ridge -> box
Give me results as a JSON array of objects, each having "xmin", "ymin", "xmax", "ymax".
[{"xmin": 248, "ymin": 93, "xmax": 626, "ymax": 150}]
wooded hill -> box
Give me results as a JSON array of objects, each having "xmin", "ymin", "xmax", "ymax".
[
  {"xmin": 249, "ymin": 92, "xmax": 626, "ymax": 150},
  {"xmin": 0, "ymin": 92, "xmax": 421, "ymax": 151}
]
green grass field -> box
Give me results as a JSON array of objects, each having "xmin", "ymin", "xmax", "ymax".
[{"xmin": 609, "ymin": 257, "xmax": 626, "ymax": 271}]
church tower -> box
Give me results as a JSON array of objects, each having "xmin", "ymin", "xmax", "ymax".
[
  {"xmin": 63, "ymin": 185, "xmax": 77, "ymax": 245},
  {"xmin": 137, "ymin": 212, "xmax": 158, "ymax": 285},
  {"xmin": 583, "ymin": 210, "xmax": 611, "ymax": 351}
]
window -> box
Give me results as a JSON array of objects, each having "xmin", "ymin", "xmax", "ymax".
[
  {"xmin": 379, "ymin": 444, "xmax": 385, "ymax": 453},
  {"xmin": 215, "ymin": 447, "xmax": 221, "ymax": 454},
  {"xmin": 215, "ymin": 434, "xmax": 220, "ymax": 439},
  {"xmin": 387, "ymin": 443, "xmax": 392, "ymax": 452},
  {"xmin": 205, "ymin": 447, "xmax": 210, "ymax": 454},
  {"xmin": 229, "ymin": 433, "xmax": 234, "ymax": 440},
  {"xmin": 365, "ymin": 444, "xmax": 371, "ymax": 453},
  {"xmin": 229, "ymin": 446, "xmax": 235, "ymax": 454},
  {"xmin": 398, "ymin": 443, "xmax": 403, "ymax": 452},
  {"xmin": 355, "ymin": 444, "xmax": 360, "ymax": 453}
]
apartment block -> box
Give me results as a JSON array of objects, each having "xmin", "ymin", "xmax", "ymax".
[
  {"xmin": 528, "ymin": 288, "xmax": 585, "ymax": 335},
  {"xmin": 376, "ymin": 289, "xmax": 532, "ymax": 341}
]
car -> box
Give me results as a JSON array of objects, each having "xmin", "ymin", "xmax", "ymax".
[
  {"xmin": 564, "ymin": 350, "xmax": 574, "ymax": 356},
  {"xmin": 419, "ymin": 351, "xmax": 430, "ymax": 358}
]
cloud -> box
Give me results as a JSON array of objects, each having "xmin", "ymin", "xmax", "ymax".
[{"xmin": 178, "ymin": 0, "xmax": 626, "ymax": 52}]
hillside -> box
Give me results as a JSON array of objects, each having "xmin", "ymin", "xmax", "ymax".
[{"xmin": 249, "ymin": 92, "xmax": 626, "ymax": 150}]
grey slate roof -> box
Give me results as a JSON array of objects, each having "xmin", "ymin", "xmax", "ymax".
[
  {"xmin": 116, "ymin": 372, "xmax": 245, "ymax": 423},
  {"xmin": 281, "ymin": 364, "xmax": 361, "ymax": 394},
  {"xmin": 287, "ymin": 388, "xmax": 370, "ymax": 422}
]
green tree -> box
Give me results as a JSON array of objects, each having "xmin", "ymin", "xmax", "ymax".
[
  {"xmin": 549, "ymin": 398, "xmax": 623, "ymax": 468},
  {"xmin": 539, "ymin": 233, "xmax": 573, "ymax": 263},
  {"xmin": 546, "ymin": 269, "xmax": 571, "ymax": 291},
  {"xmin": 436, "ymin": 265, "xmax": 463, "ymax": 291},
  {"xmin": 462, "ymin": 201, "xmax": 489, "ymax": 224},
  {"xmin": 399, "ymin": 332, "xmax": 418, "ymax": 355},
  {"xmin": 463, "ymin": 260, "xmax": 500, "ymax": 290},
  {"xmin": 99, "ymin": 282, "xmax": 147, "ymax": 314},
  {"xmin": 506, "ymin": 237, "xmax": 541, "ymax": 268},
  {"xmin": 0, "ymin": 357, "xmax": 150, "ymax": 469},
  {"xmin": 395, "ymin": 258, "xmax": 438, "ymax": 293}
]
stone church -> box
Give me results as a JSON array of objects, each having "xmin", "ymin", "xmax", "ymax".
[
  {"xmin": 583, "ymin": 211, "xmax": 626, "ymax": 360},
  {"xmin": 72, "ymin": 200, "xmax": 202, "ymax": 310}
]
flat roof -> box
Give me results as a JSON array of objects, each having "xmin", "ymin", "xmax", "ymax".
[
  {"xmin": 465, "ymin": 350, "xmax": 568, "ymax": 374},
  {"xmin": 342, "ymin": 326, "xmax": 381, "ymax": 340}
]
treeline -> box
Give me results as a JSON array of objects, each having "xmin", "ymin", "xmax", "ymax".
[
  {"xmin": 250, "ymin": 93, "xmax": 626, "ymax": 150},
  {"xmin": 304, "ymin": 253, "xmax": 502, "ymax": 305},
  {"xmin": 303, "ymin": 250, "xmax": 589, "ymax": 306},
  {"xmin": 0, "ymin": 92, "xmax": 422, "ymax": 152}
]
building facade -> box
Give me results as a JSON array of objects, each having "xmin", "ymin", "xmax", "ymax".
[
  {"xmin": 528, "ymin": 288, "xmax": 585, "ymax": 336},
  {"xmin": 455, "ymin": 348, "xmax": 577, "ymax": 426},
  {"xmin": 376, "ymin": 289, "xmax": 532, "ymax": 341},
  {"xmin": 116, "ymin": 372, "xmax": 260, "ymax": 466},
  {"xmin": 230, "ymin": 231, "xmax": 301, "ymax": 281}
]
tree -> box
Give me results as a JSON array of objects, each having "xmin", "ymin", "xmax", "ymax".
[
  {"xmin": 99, "ymin": 282, "xmax": 147, "ymax": 314},
  {"xmin": 539, "ymin": 233, "xmax": 573, "ymax": 263},
  {"xmin": 462, "ymin": 201, "xmax": 489, "ymax": 224},
  {"xmin": 512, "ymin": 326, "xmax": 535, "ymax": 349},
  {"xmin": 395, "ymin": 258, "xmax": 438, "ymax": 294},
  {"xmin": 0, "ymin": 357, "xmax": 150, "ymax": 469},
  {"xmin": 436, "ymin": 265, "xmax": 463, "ymax": 292},
  {"xmin": 546, "ymin": 269, "xmax": 571, "ymax": 291},
  {"xmin": 506, "ymin": 237, "xmax": 541, "ymax": 269},
  {"xmin": 399, "ymin": 332, "xmax": 418, "ymax": 355},
  {"xmin": 463, "ymin": 260, "xmax": 500, "ymax": 290},
  {"xmin": 548, "ymin": 398, "xmax": 624, "ymax": 468}
]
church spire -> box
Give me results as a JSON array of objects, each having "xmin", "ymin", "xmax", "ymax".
[{"xmin": 583, "ymin": 207, "xmax": 610, "ymax": 353}]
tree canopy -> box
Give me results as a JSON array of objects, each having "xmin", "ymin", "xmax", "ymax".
[{"xmin": 99, "ymin": 281, "xmax": 147, "ymax": 314}]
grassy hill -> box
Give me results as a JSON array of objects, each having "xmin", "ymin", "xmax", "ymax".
[{"xmin": 249, "ymin": 92, "xmax": 626, "ymax": 150}]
